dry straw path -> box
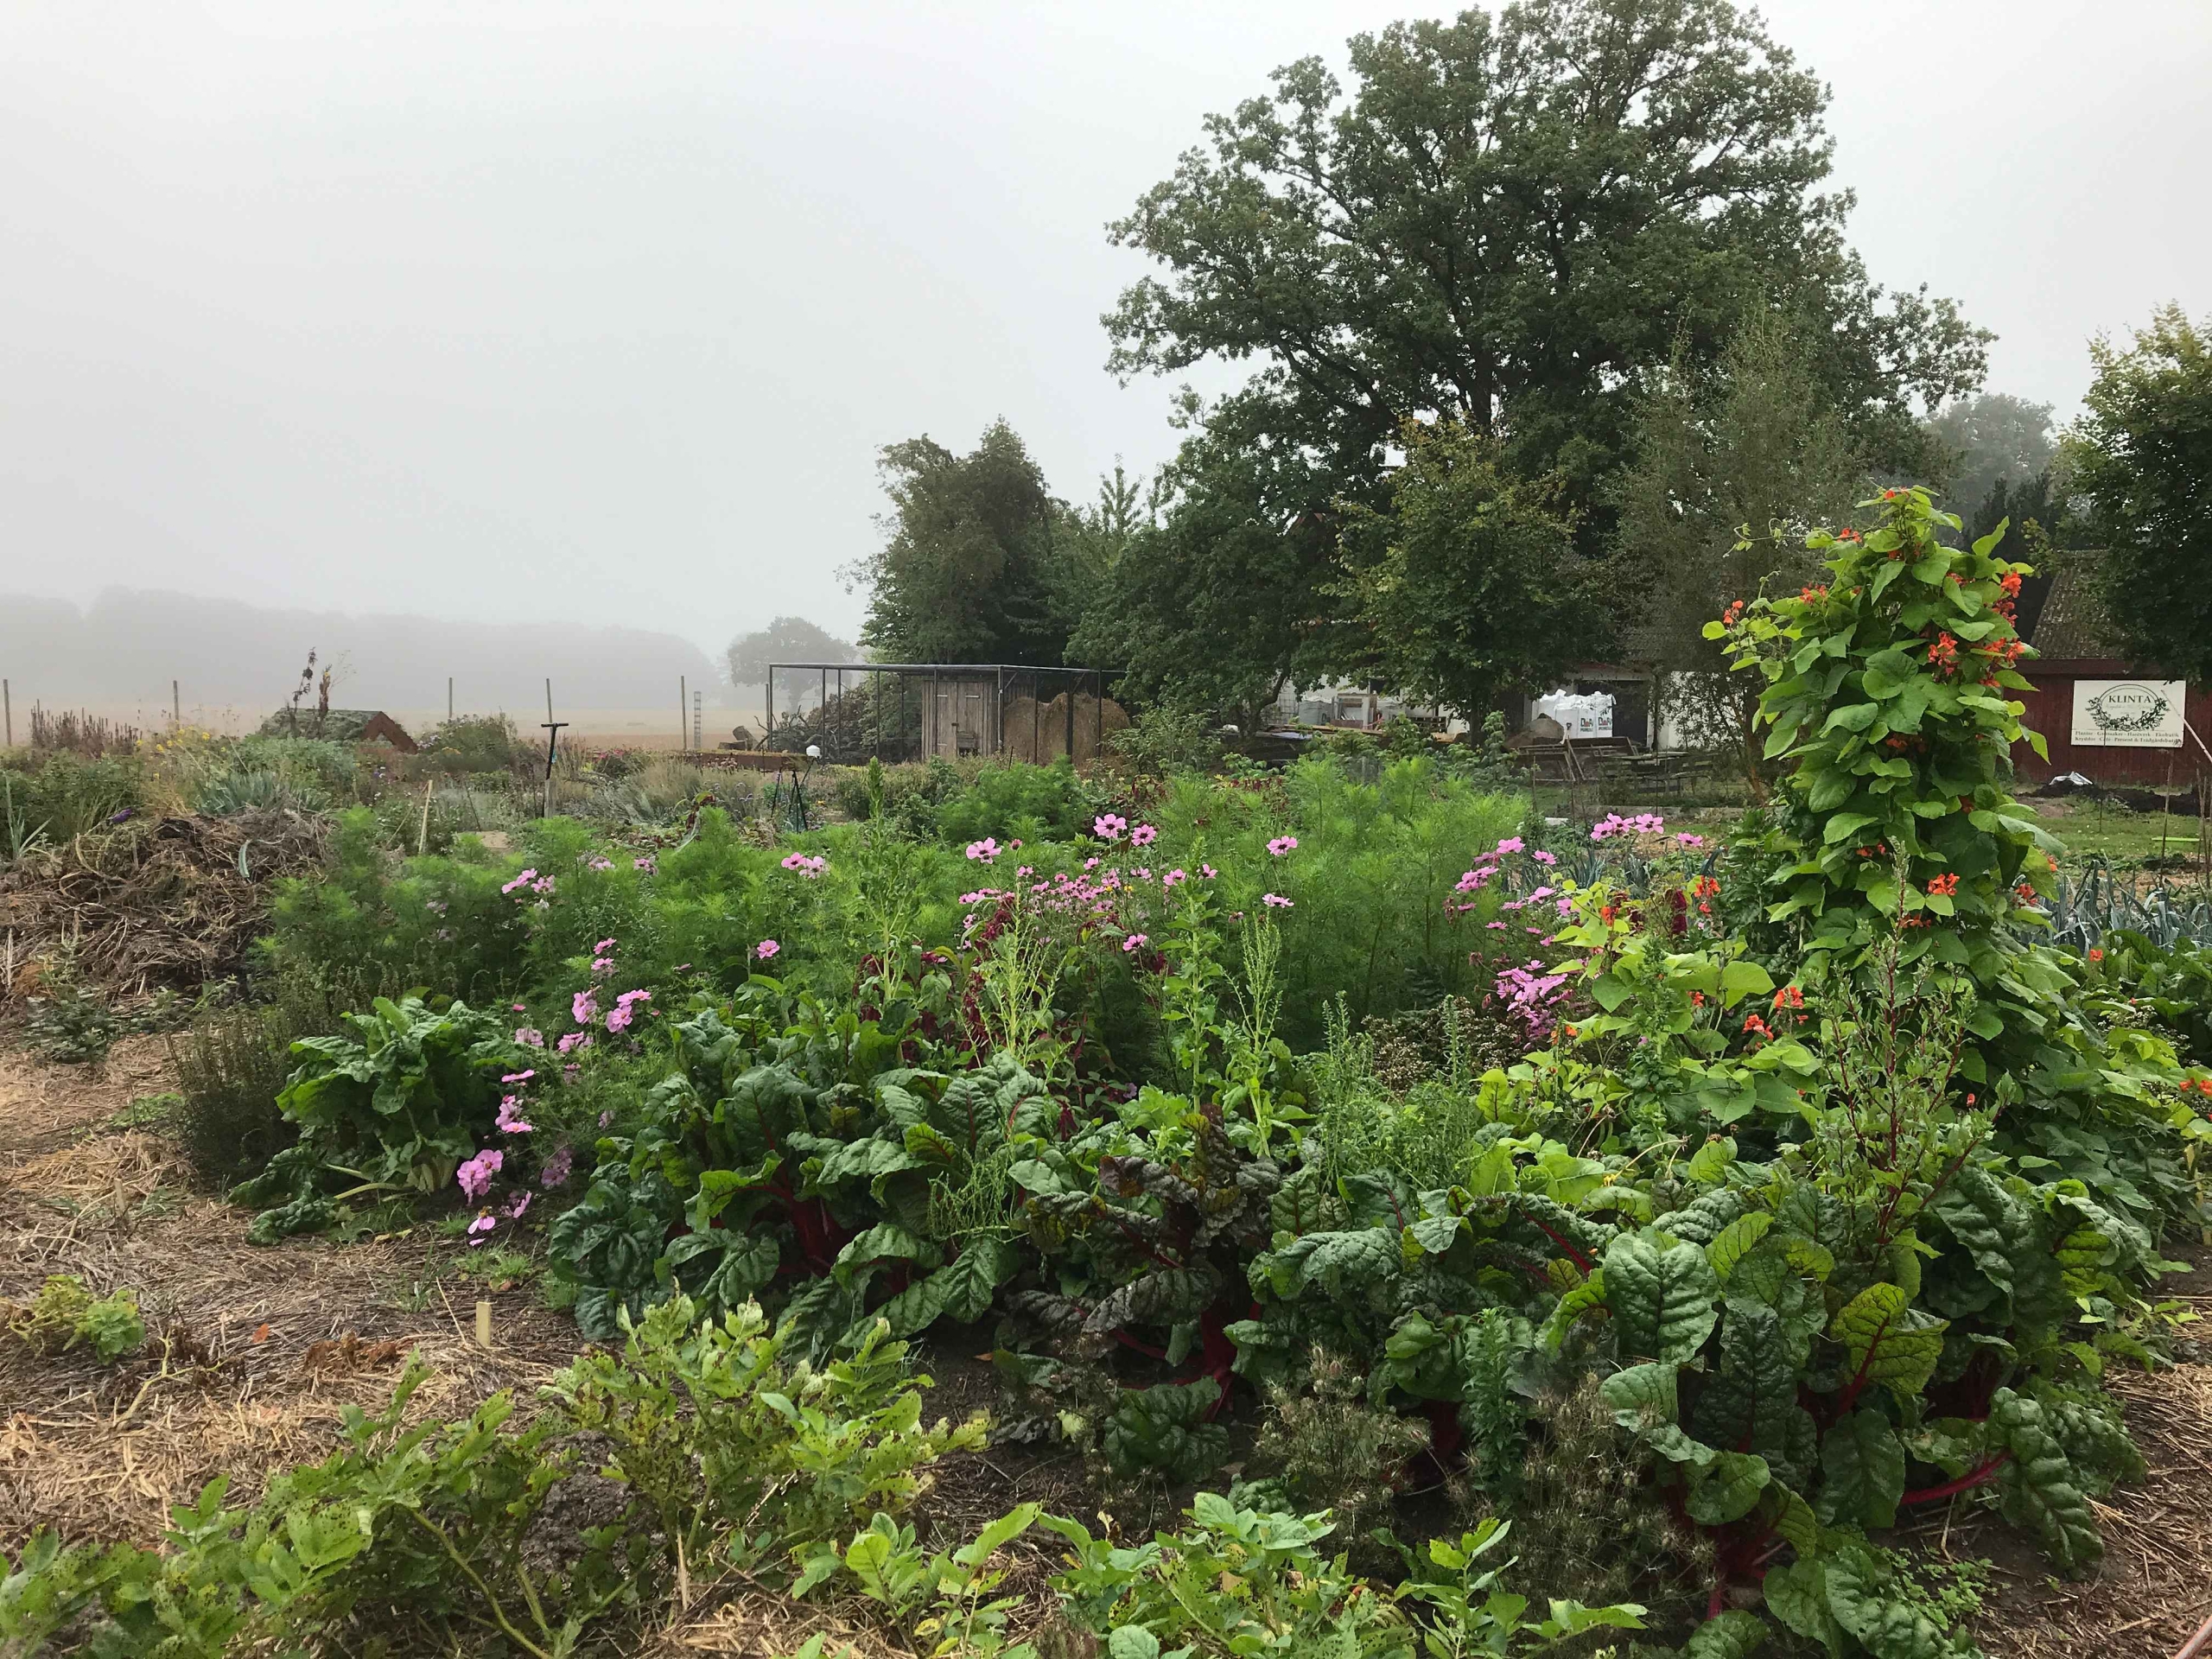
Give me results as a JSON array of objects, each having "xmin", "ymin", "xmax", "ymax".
[{"xmin": 0, "ymin": 1034, "xmax": 573, "ymax": 1550}]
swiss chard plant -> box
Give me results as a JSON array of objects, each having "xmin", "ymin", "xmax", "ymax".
[{"xmin": 236, "ymin": 995, "xmax": 532, "ymax": 1243}]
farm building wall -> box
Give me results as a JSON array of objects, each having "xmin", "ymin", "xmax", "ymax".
[{"xmin": 2009, "ymin": 661, "xmax": 2212, "ymax": 785}]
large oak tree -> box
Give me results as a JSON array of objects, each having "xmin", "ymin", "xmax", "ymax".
[{"xmin": 1096, "ymin": 0, "xmax": 1988, "ymax": 708}]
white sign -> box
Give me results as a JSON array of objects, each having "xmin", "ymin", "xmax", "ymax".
[{"xmin": 2070, "ymin": 679, "xmax": 2186, "ymax": 747}]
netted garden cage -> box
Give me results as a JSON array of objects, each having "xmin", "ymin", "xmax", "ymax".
[{"xmin": 762, "ymin": 664, "xmax": 1124, "ymax": 764}]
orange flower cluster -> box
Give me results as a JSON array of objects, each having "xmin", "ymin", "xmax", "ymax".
[
  {"xmin": 1927, "ymin": 873, "xmax": 1961, "ymax": 896},
  {"xmin": 1771, "ymin": 985, "xmax": 1804, "ymax": 1011}
]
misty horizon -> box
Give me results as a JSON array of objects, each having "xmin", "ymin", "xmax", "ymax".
[{"xmin": 2, "ymin": 3, "xmax": 2205, "ymax": 659}]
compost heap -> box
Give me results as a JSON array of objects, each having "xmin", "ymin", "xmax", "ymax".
[{"xmin": 0, "ymin": 811, "xmax": 327, "ymax": 1001}]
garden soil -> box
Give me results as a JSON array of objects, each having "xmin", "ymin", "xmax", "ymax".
[{"xmin": 3, "ymin": 1033, "xmax": 2209, "ymax": 1656}]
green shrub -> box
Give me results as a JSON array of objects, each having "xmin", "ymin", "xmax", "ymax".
[
  {"xmin": 934, "ymin": 760, "xmax": 1105, "ymax": 847},
  {"xmin": 0, "ymin": 1296, "xmax": 985, "ymax": 1658},
  {"xmin": 168, "ymin": 970, "xmax": 367, "ymax": 1185},
  {"xmin": 418, "ymin": 713, "xmax": 522, "ymax": 776},
  {"xmin": 23, "ymin": 946, "xmax": 130, "ymax": 1064},
  {"xmin": 1143, "ymin": 753, "xmax": 1529, "ymax": 1045},
  {"xmin": 1109, "ymin": 705, "xmax": 1223, "ymax": 778},
  {"xmin": 552, "ymin": 1294, "xmax": 984, "ymax": 1574},
  {"xmin": 0, "ymin": 753, "xmax": 142, "ymax": 841}
]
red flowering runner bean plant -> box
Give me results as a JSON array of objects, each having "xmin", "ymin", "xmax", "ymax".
[{"xmin": 1707, "ymin": 486, "xmax": 2053, "ymax": 1000}]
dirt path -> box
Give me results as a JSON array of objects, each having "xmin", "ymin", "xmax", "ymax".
[{"xmin": 0, "ymin": 1037, "xmax": 576, "ymax": 1549}]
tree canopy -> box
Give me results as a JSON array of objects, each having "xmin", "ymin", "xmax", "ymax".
[
  {"xmin": 1612, "ymin": 305, "xmax": 1868, "ymax": 760},
  {"xmin": 1924, "ymin": 392, "xmax": 2058, "ymax": 527},
  {"xmin": 1333, "ymin": 422, "xmax": 1591, "ymax": 717},
  {"xmin": 2066, "ymin": 304, "xmax": 2212, "ymax": 681},
  {"xmin": 1094, "ymin": 0, "xmax": 1988, "ymax": 708},
  {"xmin": 849, "ymin": 421, "xmax": 1072, "ymax": 665},
  {"xmin": 725, "ymin": 617, "xmax": 854, "ymax": 700}
]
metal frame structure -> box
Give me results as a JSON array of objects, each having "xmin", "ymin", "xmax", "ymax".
[{"xmin": 762, "ymin": 663, "xmax": 1116, "ymax": 765}]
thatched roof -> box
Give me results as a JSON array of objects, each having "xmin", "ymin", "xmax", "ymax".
[{"xmin": 2017, "ymin": 569, "xmax": 2123, "ymax": 664}]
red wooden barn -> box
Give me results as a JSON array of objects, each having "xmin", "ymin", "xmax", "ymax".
[{"xmin": 2011, "ymin": 571, "xmax": 2212, "ymax": 787}]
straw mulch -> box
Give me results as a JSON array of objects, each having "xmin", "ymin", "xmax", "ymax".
[
  {"xmin": 0, "ymin": 1032, "xmax": 175, "ymax": 1158},
  {"xmin": 0, "ymin": 1109, "xmax": 575, "ymax": 1550},
  {"xmin": 0, "ymin": 810, "xmax": 327, "ymax": 1003},
  {"xmin": 1906, "ymin": 1262, "xmax": 2212, "ymax": 1657}
]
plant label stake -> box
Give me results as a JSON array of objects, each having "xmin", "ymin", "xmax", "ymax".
[{"xmin": 475, "ymin": 1299, "xmax": 493, "ymax": 1349}]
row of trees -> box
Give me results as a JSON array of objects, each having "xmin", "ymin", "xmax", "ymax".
[{"xmin": 754, "ymin": 1, "xmax": 2211, "ymax": 731}]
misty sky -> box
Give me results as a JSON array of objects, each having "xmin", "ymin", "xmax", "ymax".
[{"xmin": 3, "ymin": 2, "xmax": 2205, "ymax": 662}]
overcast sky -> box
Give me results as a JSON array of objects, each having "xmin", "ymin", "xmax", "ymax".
[{"xmin": 2, "ymin": 1, "xmax": 2205, "ymax": 660}]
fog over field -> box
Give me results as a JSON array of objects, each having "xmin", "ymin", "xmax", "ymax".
[{"xmin": 1, "ymin": 2, "xmax": 2204, "ymax": 668}]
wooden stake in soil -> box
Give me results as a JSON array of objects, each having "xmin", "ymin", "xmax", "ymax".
[
  {"xmin": 3, "ymin": 678, "xmax": 10, "ymax": 747},
  {"xmin": 539, "ymin": 680, "xmax": 567, "ymax": 821},
  {"xmin": 171, "ymin": 680, "xmax": 181, "ymax": 730},
  {"xmin": 475, "ymin": 1299, "xmax": 493, "ymax": 1350},
  {"xmin": 680, "ymin": 675, "xmax": 688, "ymax": 753}
]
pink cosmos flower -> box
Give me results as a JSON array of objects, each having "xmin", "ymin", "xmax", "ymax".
[
  {"xmin": 556, "ymin": 1031, "xmax": 593, "ymax": 1055},
  {"xmin": 512, "ymin": 1002, "xmax": 527, "ymax": 1013},
  {"xmin": 595, "ymin": 938, "xmax": 617, "ymax": 954},
  {"xmin": 457, "ymin": 1147, "xmax": 504, "ymax": 1201},
  {"xmin": 1267, "ymin": 835, "xmax": 1299, "ymax": 856},
  {"xmin": 1200, "ymin": 863, "xmax": 1217, "ymax": 879},
  {"xmin": 755, "ymin": 938, "xmax": 780, "ymax": 960},
  {"xmin": 500, "ymin": 868, "xmax": 539, "ymax": 896},
  {"xmin": 965, "ymin": 838, "xmax": 1001, "ymax": 863},
  {"xmin": 1122, "ymin": 933, "xmax": 1148, "ymax": 952},
  {"xmin": 1131, "ymin": 823, "xmax": 1158, "ymax": 848},
  {"xmin": 632, "ymin": 855, "xmax": 657, "ymax": 873},
  {"xmin": 1676, "ymin": 833, "xmax": 1707, "ymax": 849},
  {"xmin": 1163, "ymin": 868, "xmax": 1187, "ymax": 888},
  {"xmin": 572, "ymin": 989, "xmax": 600, "ymax": 1025},
  {"xmin": 514, "ymin": 1026, "xmax": 544, "ymax": 1047},
  {"xmin": 496, "ymin": 1096, "xmax": 535, "ymax": 1135},
  {"xmin": 1495, "ymin": 836, "xmax": 1525, "ymax": 855},
  {"xmin": 468, "ymin": 1212, "xmax": 498, "ymax": 1243},
  {"xmin": 1094, "ymin": 814, "xmax": 1127, "ymax": 841},
  {"xmin": 1262, "ymin": 893, "xmax": 1293, "ymax": 908},
  {"xmin": 1531, "ymin": 849, "xmax": 1558, "ymax": 867},
  {"xmin": 503, "ymin": 1190, "xmax": 531, "ymax": 1220},
  {"xmin": 541, "ymin": 1145, "xmax": 575, "ymax": 1188},
  {"xmin": 501, "ymin": 1070, "xmax": 536, "ymax": 1085}
]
